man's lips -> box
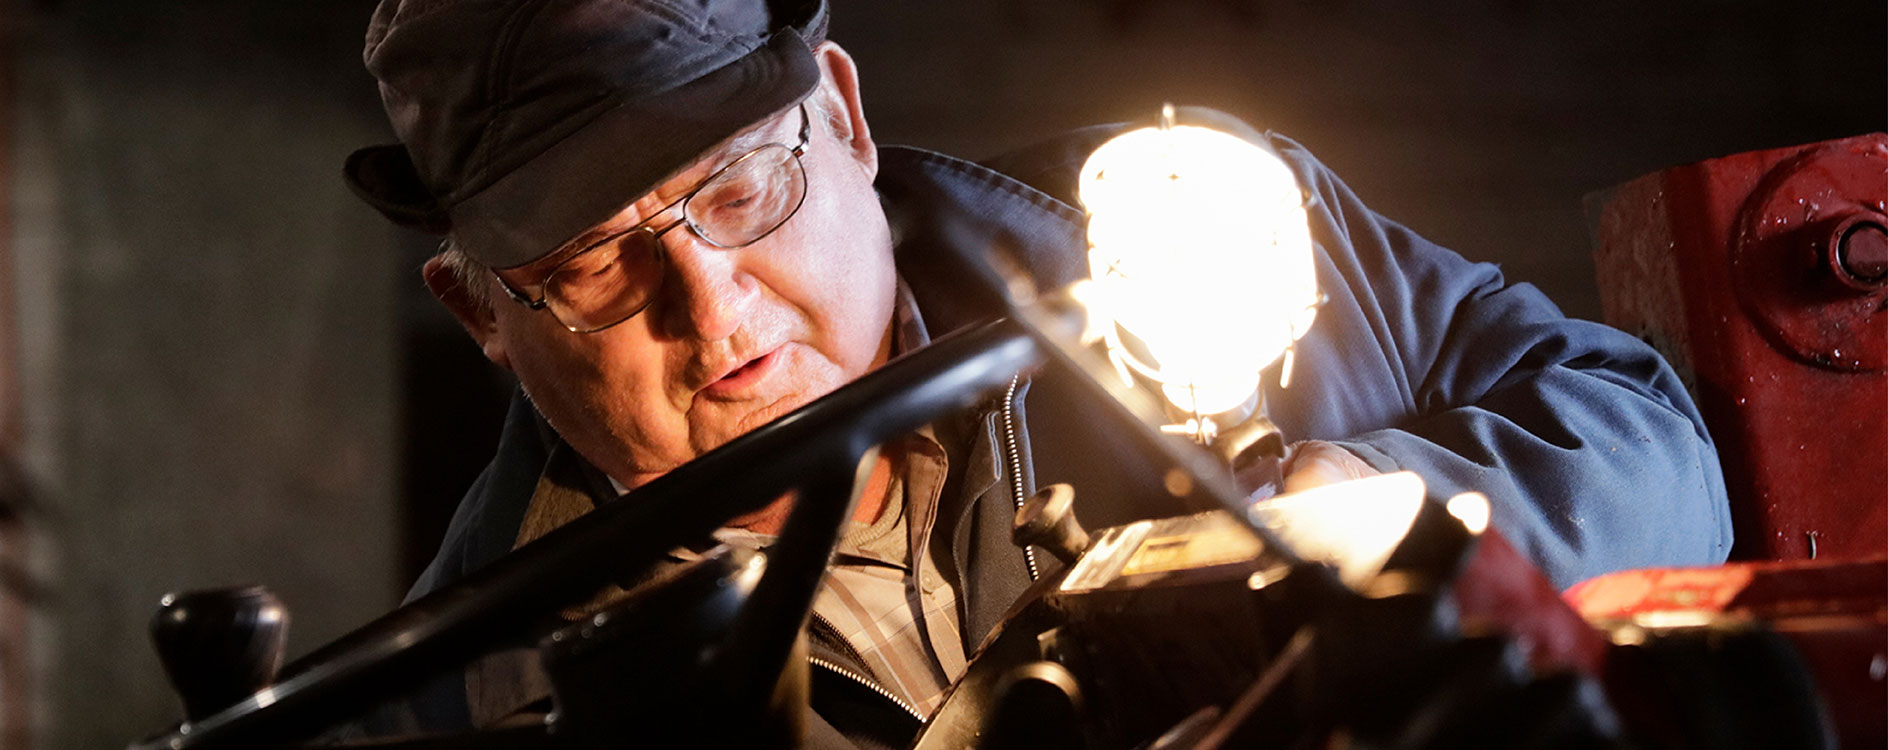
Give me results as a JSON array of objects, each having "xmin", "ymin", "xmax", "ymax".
[{"xmin": 698, "ymin": 347, "xmax": 783, "ymax": 400}]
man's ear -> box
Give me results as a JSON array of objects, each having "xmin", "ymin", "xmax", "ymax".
[
  {"xmin": 812, "ymin": 41, "xmax": 877, "ymax": 178},
  {"xmin": 422, "ymin": 255, "xmax": 512, "ymax": 371}
]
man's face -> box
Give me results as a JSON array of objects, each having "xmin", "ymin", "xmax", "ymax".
[{"xmin": 475, "ymin": 79, "xmax": 895, "ymax": 490}]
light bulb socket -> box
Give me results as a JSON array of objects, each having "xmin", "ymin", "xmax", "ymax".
[{"xmin": 1215, "ymin": 413, "xmax": 1287, "ymax": 466}]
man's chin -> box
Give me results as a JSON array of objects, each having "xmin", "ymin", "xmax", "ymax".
[{"xmin": 692, "ymin": 390, "xmax": 823, "ymax": 454}]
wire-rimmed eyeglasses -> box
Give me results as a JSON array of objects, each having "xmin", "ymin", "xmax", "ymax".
[{"xmin": 495, "ymin": 104, "xmax": 812, "ymax": 333}]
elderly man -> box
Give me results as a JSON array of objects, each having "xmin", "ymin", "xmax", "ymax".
[{"xmin": 343, "ymin": 0, "xmax": 1730, "ymax": 744}]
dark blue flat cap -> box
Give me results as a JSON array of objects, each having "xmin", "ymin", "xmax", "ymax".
[{"xmin": 344, "ymin": 0, "xmax": 828, "ymax": 269}]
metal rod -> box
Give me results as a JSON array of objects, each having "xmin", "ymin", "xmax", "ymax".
[
  {"xmin": 130, "ymin": 318, "xmax": 1043, "ymax": 750},
  {"xmin": 1190, "ymin": 628, "xmax": 1315, "ymax": 750},
  {"xmin": 133, "ymin": 264, "xmax": 1331, "ymax": 748},
  {"xmin": 711, "ymin": 447, "xmax": 877, "ymax": 714}
]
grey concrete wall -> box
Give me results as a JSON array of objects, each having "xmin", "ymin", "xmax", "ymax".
[{"xmin": 11, "ymin": 3, "xmax": 402, "ymax": 748}]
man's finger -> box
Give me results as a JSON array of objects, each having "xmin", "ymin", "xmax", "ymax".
[{"xmin": 1281, "ymin": 440, "xmax": 1380, "ymax": 494}]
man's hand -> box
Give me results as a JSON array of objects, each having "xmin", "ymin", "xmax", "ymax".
[{"xmin": 1281, "ymin": 440, "xmax": 1381, "ymax": 494}]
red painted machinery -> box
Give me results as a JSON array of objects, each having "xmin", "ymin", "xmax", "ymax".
[
  {"xmin": 1586, "ymin": 134, "xmax": 1888, "ymax": 748},
  {"xmin": 1589, "ymin": 133, "xmax": 1887, "ymax": 561}
]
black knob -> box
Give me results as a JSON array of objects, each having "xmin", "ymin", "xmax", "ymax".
[
  {"xmin": 1013, "ymin": 483, "xmax": 1089, "ymax": 565},
  {"xmin": 149, "ymin": 585, "xmax": 288, "ymax": 721}
]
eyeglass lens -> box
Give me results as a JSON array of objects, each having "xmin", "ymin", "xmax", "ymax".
[
  {"xmin": 690, "ymin": 145, "xmax": 807, "ymax": 246},
  {"xmin": 543, "ymin": 232, "xmax": 666, "ymax": 331},
  {"xmin": 542, "ymin": 143, "xmax": 808, "ymax": 332}
]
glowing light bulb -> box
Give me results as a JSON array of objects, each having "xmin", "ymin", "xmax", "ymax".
[{"xmin": 1077, "ymin": 109, "xmax": 1319, "ymax": 419}]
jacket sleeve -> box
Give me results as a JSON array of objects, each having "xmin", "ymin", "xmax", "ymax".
[{"xmin": 1265, "ymin": 136, "xmax": 1732, "ymax": 589}]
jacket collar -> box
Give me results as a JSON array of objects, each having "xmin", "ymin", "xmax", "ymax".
[{"xmin": 876, "ymin": 145, "xmax": 1089, "ymax": 337}]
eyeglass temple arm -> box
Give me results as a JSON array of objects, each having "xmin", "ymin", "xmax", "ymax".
[{"xmin": 491, "ymin": 270, "xmax": 550, "ymax": 309}]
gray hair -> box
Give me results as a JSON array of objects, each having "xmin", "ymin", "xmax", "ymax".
[{"xmin": 436, "ymin": 237, "xmax": 493, "ymax": 310}]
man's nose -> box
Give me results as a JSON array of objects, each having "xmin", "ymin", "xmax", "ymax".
[{"xmin": 655, "ymin": 232, "xmax": 758, "ymax": 341}]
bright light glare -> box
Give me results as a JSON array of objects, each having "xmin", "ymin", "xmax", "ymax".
[
  {"xmin": 1445, "ymin": 492, "xmax": 1491, "ymax": 534},
  {"xmin": 1632, "ymin": 610, "xmax": 1721, "ymax": 630},
  {"xmin": 1246, "ymin": 471, "xmax": 1427, "ymax": 588},
  {"xmin": 1077, "ymin": 122, "xmax": 1319, "ymax": 416}
]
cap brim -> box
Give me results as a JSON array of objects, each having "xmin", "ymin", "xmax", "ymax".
[
  {"xmin": 449, "ymin": 29, "xmax": 821, "ymax": 269},
  {"xmin": 343, "ymin": 143, "xmax": 450, "ymax": 234}
]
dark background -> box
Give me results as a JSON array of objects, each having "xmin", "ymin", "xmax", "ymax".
[{"xmin": 3, "ymin": 1, "xmax": 1880, "ymax": 747}]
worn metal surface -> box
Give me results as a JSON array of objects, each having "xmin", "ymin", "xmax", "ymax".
[{"xmin": 1591, "ymin": 134, "xmax": 1888, "ymax": 562}]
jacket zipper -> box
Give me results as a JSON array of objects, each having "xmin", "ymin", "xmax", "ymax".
[
  {"xmin": 798, "ymin": 377, "xmax": 1036, "ymax": 727},
  {"xmin": 1002, "ymin": 375, "xmax": 1041, "ymax": 581},
  {"xmin": 808, "ymin": 612, "xmax": 926, "ymax": 722}
]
